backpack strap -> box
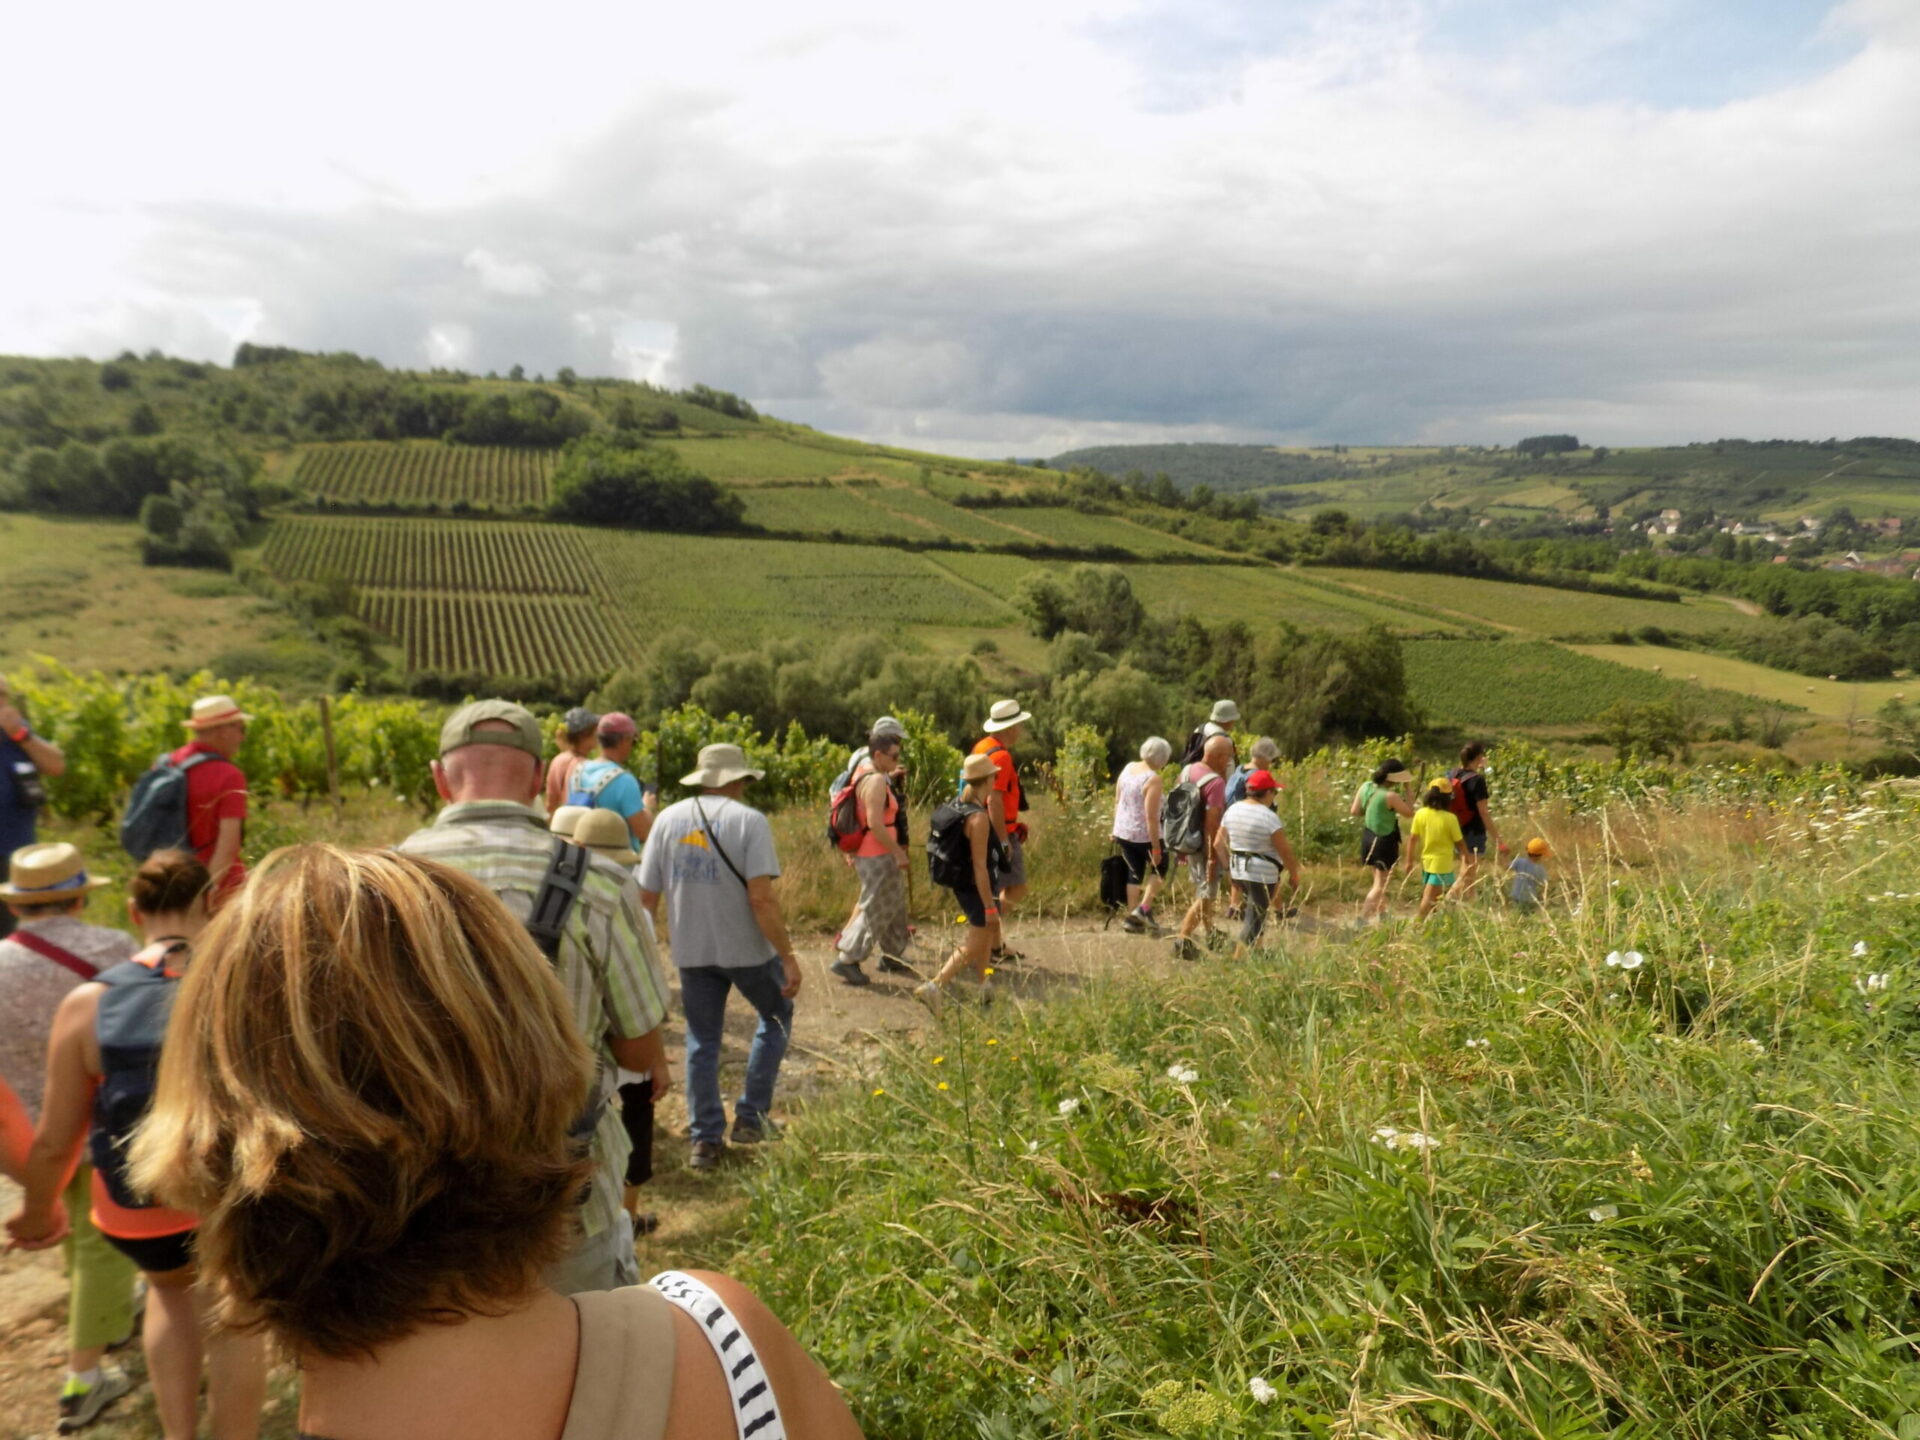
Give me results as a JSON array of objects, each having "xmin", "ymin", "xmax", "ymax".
[
  {"xmin": 525, "ymin": 839, "xmax": 591, "ymax": 961},
  {"xmin": 10, "ymin": 930, "xmax": 98, "ymax": 981},
  {"xmin": 691, "ymin": 798, "xmax": 750, "ymax": 888}
]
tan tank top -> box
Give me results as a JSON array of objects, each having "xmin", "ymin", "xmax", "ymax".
[{"xmin": 562, "ymin": 1286, "xmax": 677, "ymax": 1440}]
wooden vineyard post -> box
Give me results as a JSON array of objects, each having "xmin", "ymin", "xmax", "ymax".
[{"xmin": 319, "ymin": 695, "xmax": 342, "ymax": 812}]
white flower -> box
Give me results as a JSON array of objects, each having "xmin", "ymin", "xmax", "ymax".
[
  {"xmin": 1605, "ymin": 950, "xmax": 1645, "ymax": 971},
  {"xmin": 1852, "ymin": 941, "xmax": 1870, "ymax": 958},
  {"xmin": 1373, "ymin": 1126, "xmax": 1439, "ymax": 1152},
  {"xmin": 1026, "ymin": 1139, "xmax": 1040, "ymax": 1154},
  {"xmin": 1267, "ymin": 1171, "xmax": 1282, "ymax": 1181},
  {"xmin": 1249, "ymin": 1377, "xmax": 1279, "ymax": 1405},
  {"xmin": 1588, "ymin": 1204, "xmax": 1620, "ymax": 1222},
  {"xmin": 1854, "ymin": 973, "xmax": 1890, "ymax": 995},
  {"xmin": 1057, "ymin": 1097, "xmax": 1080, "ymax": 1116},
  {"xmin": 1166, "ymin": 1063, "xmax": 1200, "ymax": 1085},
  {"xmin": 1464, "ymin": 1037, "xmax": 1490, "ymax": 1051}
]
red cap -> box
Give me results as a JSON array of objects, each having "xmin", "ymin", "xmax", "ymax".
[
  {"xmin": 597, "ymin": 711, "xmax": 637, "ymax": 738},
  {"xmin": 1245, "ymin": 769, "xmax": 1280, "ymax": 793}
]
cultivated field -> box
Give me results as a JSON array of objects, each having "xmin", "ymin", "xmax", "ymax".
[
  {"xmin": 289, "ymin": 442, "xmax": 553, "ymax": 508},
  {"xmin": 1312, "ymin": 567, "xmax": 1771, "ymax": 638},
  {"xmin": 1571, "ymin": 643, "xmax": 1911, "ymax": 720},
  {"xmin": 1403, "ymin": 638, "xmax": 1734, "ymax": 727},
  {"xmin": 262, "ymin": 517, "xmax": 602, "ymax": 595}
]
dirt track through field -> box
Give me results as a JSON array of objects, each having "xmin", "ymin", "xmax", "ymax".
[{"xmin": 0, "ymin": 908, "xmax": 1349, "ymax": 1437}]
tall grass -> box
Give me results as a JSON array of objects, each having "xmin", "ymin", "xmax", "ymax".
[{"xmin": 727, "ymin": 788, "xmax": 1920, "ymax": 1438}]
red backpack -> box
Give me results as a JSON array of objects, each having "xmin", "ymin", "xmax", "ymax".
[
  {"xmin": 826, "ymin": 766, "xmax": 871, "ymax": 852},
  {"xmin": 1448, "ymin": 767, "xmax": 1480, "ymax": 828}
]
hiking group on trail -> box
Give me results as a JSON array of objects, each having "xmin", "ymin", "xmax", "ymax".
[{"xmin": 0, "ymin": 669, "xmax": 1564, "ymax": 1439}]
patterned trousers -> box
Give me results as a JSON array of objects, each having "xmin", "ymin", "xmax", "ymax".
[{"xmin": 839, "ymin": 853, "xmax": 910, "ymax": 964}]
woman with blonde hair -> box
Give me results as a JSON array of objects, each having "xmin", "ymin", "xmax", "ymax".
[
  {"xmin": 126, "ymin": 844, "xmax": 861, "ymax": 1440},
  {"xmin": 914, "ymin": 754, "xmax": 1005, "ymax": 1014},
  {"xmin": 7, "ymin": 850, "xmax": 266, "ymax": 1440}
]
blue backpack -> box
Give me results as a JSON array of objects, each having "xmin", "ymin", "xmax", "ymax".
[
  {"xmin": 119, "ymin": 753, "xmax": 217, "ymax": 861},
  {"xmin": 566, "ymin": 759, "xmax": 625, "ymax": 809}
]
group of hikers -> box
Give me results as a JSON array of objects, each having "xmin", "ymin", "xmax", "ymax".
[{"xmin": 0, "ymin": 667, "xmax": 1558, "ymax": 1439}]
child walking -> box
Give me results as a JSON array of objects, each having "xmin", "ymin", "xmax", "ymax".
[{"xmin": 1409, "ymin": 777, "xmax": 1465, "ymax": 921}]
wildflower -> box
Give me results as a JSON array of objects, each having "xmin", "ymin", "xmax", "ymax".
[
  {"xmin": 932, "ymin": 1055, "xmax": 945, "ymax": 1065},
  {"xmin": 1373, "ymin": 1126, "xmax": 1439, "ymax": 1152},
  {"xmin": 986, "ymin": 1038, "xmax": 998, "ymax": 1046},
  {"xmin": 1058, "ymin": 1097, "xmax": 1080, "ymax": 1116},
  {"xmin": 1026, "ymin": 1139, "xmax": 1039, "ymax": 1154},
  {"xmin": 1852, "ymin": 941, "xmax": 1870, "ymax": 958},
  {"xmin": 1166, "ymin": 1063, "xmax": 1200, "ymax": 1084},
  {"xmin": 872, "ymin": 1088, "xmax": 885, "ymax": 1097},
  {"xmin": 1605, "ymin": 950, "xmax": 1645, "ymax": 971},
  {"xmin": 1588, "ymin": 1204, "xmax": 1620, "ymax": 1222},
  {"xmin": 1854, "ymin": 973, "xmax": 1891, "ymax": 995},
  {"xmin": 1464, "ymin": 1037, "xmax": 1490, "ymax": 1051},
  {"xmin": 984, "ymin": 967, "xmax": 996, "ymax": 977},
  {"xmin": 1249, "ymin": 1377, "xmax": 1279, "ymax": 1405},
  {"xmin": 936, "ymin": 1081, "xmax": 949, "ymax": 1092}
]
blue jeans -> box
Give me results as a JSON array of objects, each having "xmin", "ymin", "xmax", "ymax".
[{"xmin": 679, "ymin": 958, "xmax": 793, "ymax": 1144}]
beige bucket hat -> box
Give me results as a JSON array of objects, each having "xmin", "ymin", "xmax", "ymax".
[
  {"xmin": 680, "ymin": 743, "xmax": 765, "ymax": 789},
  {"xmin": 0, "ymin": 843, "xmax": 110, "ymax": 905},
  {"xmin": 961, "ymin": 753, "xmax": 999, "ymax": 784},
  {"xmin": 549, "ymin": 805, "xmax": 589, "ymax": 838},
  {"xmin": 572, "ymin": 809, "xmax": 641, "ymax": 864},
  {"xmin": 185, "ymin": 695, "xmax": 253, "ymax": 730}
]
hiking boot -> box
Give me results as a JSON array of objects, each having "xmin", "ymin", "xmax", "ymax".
[
  {"xmin": 688, "ymin": 1140, "xmax": 726, "ymax": 1172},
  {"xmin": 877, "ymin": 954, "xmax": 915, "ymax": 975},
  {"xmin": 829, "ymin": 959, "xmax": 870, "ymax": 987},
  {"xmin": 1121, "ymin": 909, "xmax": 1147, "ymax": 934},
  {"xmin": 913, "ymin": 981, "xmax": 945, "ymax": 1014},
  {"xmin": 631, "ymin": 1211, "xmax": 661, "ymax": 1237},
  {"xmin": 1170, "ymin": 936, "xmax": 1201, "ymax": 962},
  {"xmin": 732, "ymin": 1115, "xmax": 780, "ymax": 1146},
  {"xmin": 57, "ymin": 1366, "xmax": 132, "ymax": 1434}
]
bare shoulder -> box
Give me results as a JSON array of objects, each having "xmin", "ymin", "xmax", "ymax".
[{"xmin": 664, "ymin": 1272, "xmax": 864, "ymax": 1440}]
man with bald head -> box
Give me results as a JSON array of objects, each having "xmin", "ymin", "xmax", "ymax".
[
  {"xmin": 397, "ymin": 700, "xmax": 673, "ymax": 1292},
  {"xmin": 1171, "ymin": 732, "xmax": 1234, "ymax": 961}
]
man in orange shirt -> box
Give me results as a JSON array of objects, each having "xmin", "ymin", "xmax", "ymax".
[{"xmin": 971, "ymin": 699, "xmax": 1031, "ymax": 964}]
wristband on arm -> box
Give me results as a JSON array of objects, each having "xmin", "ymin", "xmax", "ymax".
[{"xmin": 5, "ymin": 727, "xmax": 27, "ymax": 744}]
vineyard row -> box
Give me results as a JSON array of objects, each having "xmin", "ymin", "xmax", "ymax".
[
  {"xmin": 262, "ymin": 518, "xmax": 601, "ymax": 595},
  {"xmin": 292, "ymin": 443, "xmax": 554, "ymax": 507}
]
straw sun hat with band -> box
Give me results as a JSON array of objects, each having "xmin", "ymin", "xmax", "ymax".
[
  {"xmin": 184, "ymin": 695, "xmax": 253, "ymax": 731},
  {"xmin": 571, "ymin": 810, "xmax": 642, "ymax": 865},
  {"xmin": 0, "ymin": 843, "xmax": 111, "ymax": 907},
  {"xmin": 680, "ymin": 744, "xmax": 764, "ymax": 789}
]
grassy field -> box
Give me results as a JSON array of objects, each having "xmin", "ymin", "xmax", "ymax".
[
  {"xmin": 660, "ymin": 434, "xmax": 924, "ymax": 483},
  {"xmin": 732, "ymin": 483, "xmax": 928, "ymax": 539},
  {"xmin": 0, "ymin": 514, "xmax": 310, "ymax": 679},
  {"xmin": 1570, "ymin": 643, "xmax": 1910, "ymax": 721},
  {"xmin": 1313, "ymin": 567, "xmax": 1771, "ymax": 639},
  {"xmin": 1404, "ymin": 639, "xmax": 1735, "ymax": 727}
]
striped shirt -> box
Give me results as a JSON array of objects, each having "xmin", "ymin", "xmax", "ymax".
[{"xmin": 398, "ymin": 801, "xmax": 671, "ymax": 1241}]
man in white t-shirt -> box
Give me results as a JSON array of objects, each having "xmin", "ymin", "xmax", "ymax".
[
  {"xmin": 1219, "ymin": 769, "xmax": 1302, "ymax": 949},
  {"xmin": 636, "ymin": 743, "xmax": 802, "ymax": 1172}
]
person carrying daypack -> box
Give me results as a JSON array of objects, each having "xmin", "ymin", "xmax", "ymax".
[
  {"xmin": 916, "ymin": 753, "xmax": 1006, "ymax": 1014},
  {"xmin": 122, "ymin": 696, "xmax": 251, "ymax": 905},
  {"xmin": 0, "ymin": 673, "xmax": 66, "ymax": 944},
  {"xmin": 1170, "ymin": 734, "xmax": 1233, "ymax": 961},
  {"xmin": 566, "ymin": 712, "xmax": 650, "ymax": 850},
  {"xmin": 1448, "ymin": 740, "xmax": 1505, "ymax": 897},
  {"xmin": 1178, "ymin": 699, "xmax": 1241, "ymax": 767},
  {"xmin": 831, "ymin": 731, "xmax": 912, "ymax": 987}
]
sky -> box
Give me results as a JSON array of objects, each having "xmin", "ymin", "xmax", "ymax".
[{"xmin": 3, "ymin": 0, "xmax": 1917, "ymax": 457}]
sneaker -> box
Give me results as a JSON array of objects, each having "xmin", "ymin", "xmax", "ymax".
[
  {"xmin": 913, "ymin": 980, "xmax": 945, "ymax": 1014},
  {"xmin": 1140, "ymin": 912, "xmax": 1168, "ymax": 938},
  {"xmin": 732, "ymin": 1115, "xmax": 781, "ymax": 1145},
  {"xmin": 1121, "ymin": 910, "xmax": 1146, "ymax": 934},
  {"xmin": 58, "ymin": 1366, "xmax": 132, "ymax": 1434},
  {"xmin": 688, "ymin": 1140, "xmax": 726, "ymax": 1172},
  {"xmin": 990, "ymin": 946, "xmax": 1024, "ymax": 965},
  {"xmin": 829, "ymin": 959, "xmax": 871, "ymax": 987},
  {"xmin": 1170, "ymin": 937, "xmax": 1201, "ymax": 962},
  {"xmin": 631, "ymin": 1211, "xmax": 661, "ymax": 1237},
  {"xmin": 876, "ymin": 954, "xmax": 915, "ymax": 975}
]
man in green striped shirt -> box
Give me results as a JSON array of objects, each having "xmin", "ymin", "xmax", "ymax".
[{"xmin": 397, "ymin": 700, "xmax": 673, "ymax": 1292}]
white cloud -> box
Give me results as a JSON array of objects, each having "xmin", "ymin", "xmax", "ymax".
[{"xmin": 0, "ymin": 1, "xmax": 1915, "ymax": 449}]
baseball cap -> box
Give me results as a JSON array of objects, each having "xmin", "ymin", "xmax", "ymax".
[
  {"xmin": 1244, "ymin": 769, "xmax": 1280, "ymax": 793},
  {"xmin": 440, "ymin": 700, "xmax": 543, "ymax": 759},
  {"xmin": 1427, "ymin": 776, "xmax": 1454, "ymax": 794},
  {"xmin": 562, "ymin": 707, "xmax": 600, "ymax": 736},
  {"xmin": 598, "ymin": 711, "xmax": 638, "ymax": 739},
  {"xmin": 1526, "ymin": 837, "xmax": 1552, "ymax": 858}
]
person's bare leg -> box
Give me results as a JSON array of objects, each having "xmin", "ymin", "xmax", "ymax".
[
  {"xmin": 204, "ymin": 1310, "xmax": 267, "ymax": 1440},
  {"xmin": 1140, "ymin": 871, "xmax": 1165, "ymax": 913},
  {"xmin": 142, "ymin": 1266, "xmax": 203, "ymax": 1440},
  {"xmin": 933, "ymin": 926, "xmax": 992, "ymax": 986}
]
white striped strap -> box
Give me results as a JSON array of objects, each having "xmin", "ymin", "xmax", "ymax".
[{"xmin": 649, "ymin": 1271, "xmax": 787, "ymax": 1440}]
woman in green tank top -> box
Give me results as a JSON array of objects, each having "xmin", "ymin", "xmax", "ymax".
[{"xmin": 1349, "ymin": 759, "xmax": 1417, "ymax": 924}]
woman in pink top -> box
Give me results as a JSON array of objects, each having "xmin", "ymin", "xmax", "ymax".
[
  {"xmin": 831, "ymin": 732, "xmax": 910, "ymax": 986},
  {"xmin": 1111, "ymin": 736, "xmax": 1172, "ymax": 935}
]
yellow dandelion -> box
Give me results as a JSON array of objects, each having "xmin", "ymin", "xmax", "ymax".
[
  {"xmin": 937, "ymin": 1081, "xmax": 950, "ymax": 1091},
  {"xmin": 986, "ymin": 1037, "xmax": 999, "ymax": 1046},
  {"xmin": 984, "ymin": 967, "xmax": 996, "ymax": 977},
  {"xmin": 932, "ymin": 1055, "xmax": 945, "ymax": 1065},
  {"xmin": 872, "ymin": 1088, "xmax": 885, "ymax": 1097}
]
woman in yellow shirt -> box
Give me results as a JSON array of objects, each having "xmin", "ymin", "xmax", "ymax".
[{"xmin": 1409, "ymin": 777, "xmax": 1465, "ymax": 921}]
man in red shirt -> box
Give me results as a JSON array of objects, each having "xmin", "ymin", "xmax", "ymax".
[
  {"xmin": 971, "ymin": 699, "xmax": 1031, "ymax": 964},
  {"xmin": 167, "ymin": 695, "xmax": 251, "ymax": 902}
]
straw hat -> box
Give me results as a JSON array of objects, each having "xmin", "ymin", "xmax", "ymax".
[
  {"xmin": 0, "ymin": 843, "xmax": 109, "ymax": 905},
  {"xmin": 549, "ymin": 805, "xmax": 589, "ymax": 838},
  {"xmin": 961, "ymin": 753, "xmax": 999, "ymax": 784},
  {"xmin": 185, "ymin": 695, "xmax": 252, "ymax": 730},
  {"xmin": 680, "ymin": 743, "xmax": 764, "ymax": 789},
  {"xmin": 982, "ymin": 699, "xmax": 1031, "ymax": 734},
  {"xmin": 572, "ymin": 810, "xmax": 641, "ymax": 865}
]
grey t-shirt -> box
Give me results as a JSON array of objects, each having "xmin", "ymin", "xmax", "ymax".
[
  {"xmin": 1508, "ymin": 855, "xmax": 1547, "ymax": 906},
  {"xmin": 636, "ymin": 794, "xmax": 781, "ymax": 970}
]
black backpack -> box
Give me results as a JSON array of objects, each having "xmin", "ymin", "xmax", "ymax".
[
  {"xmin": 1098, "ymin": 844, "xmax": 1131, "ymax": 923},
  {"xmin": 1178, "ymin": 725, "xmax": 1207, "ymax": 767},
  {"xmin": 927, "ymin": 800, "xmax": 986, "ymax": 889},
  {"xmin": 522, "ymin": 840, "xmax": 607, "ymax": 1178}
]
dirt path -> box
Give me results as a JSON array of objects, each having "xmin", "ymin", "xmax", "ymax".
[{"xmin": 0, "ymin": 910, "xmax": 1347, "ymax": 1437}]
